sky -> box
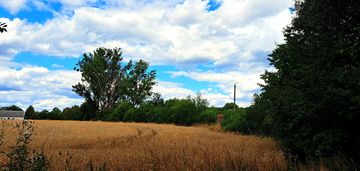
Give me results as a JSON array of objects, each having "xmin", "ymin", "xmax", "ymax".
[{"xmin": 0, "ymin": 0, "xmax": 293, "ymax": 111}]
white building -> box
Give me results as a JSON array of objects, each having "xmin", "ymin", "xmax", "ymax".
[{"xmin": 0, "ymin": 110, "xmax": 25, "ymax": 120}]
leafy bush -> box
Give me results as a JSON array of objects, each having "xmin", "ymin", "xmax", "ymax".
[
  {"xmin": 195, "ymin": 108, "xmax": 218, "ymax": 124},
  {"xmin": 109, "ymin": 102, "xmax": 133, "ymax": 121},
  {"xmin": 36, "ymin": 110, "xmax": 50, "ymax": 120},
  {"xmin": 61, "ymin": 105, "xmax": 83, "ymax": 120},
  {"xmin": 0, "ymin": 121, "xmax": 49, "ymax": 170},
  {"xmin": 167, "ymin": 98, "xmax": 196, "ymax": 125},
  {"xmin": 221, "ymin": 109, "xmax": 246, "ymax": 132}
]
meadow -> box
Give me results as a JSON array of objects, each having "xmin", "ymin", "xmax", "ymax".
[{"xmin": 0, "ymin": 120, "xmax": 286, "ymax": 171}]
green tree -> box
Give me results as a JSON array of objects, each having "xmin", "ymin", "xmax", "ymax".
[
  {"xmin": 0, "ymin": 22, "xmax": 7, "ymax": 33},
  {"xmin": 192, "ymin": 92, "xmax": 209, "ymax": 113},
  {"xmin": 222, "ymin": 103, "xmax": 238, "ymax": 110},
  {"xmin": 80, "ymin": 101, "xmax": 97, "ymax": 120},
  {"xmin": 50, "ymin": 107, "xmax": 61, "ymax": 120},
  {"xmin": 0, "ymin": 105, "xmax": 23, "ymax": 111},
  {"xmin": 120, "ymin": 60, "xmax": 156, "ymax": 106},
  {"xmin": 148, "ymin": 93, "xmax": 164, "ymax": 106},
  {"xmin": 196, "ymin": 107, "xmax": 218, "ymax": 124},
  {"xmin": 73, "ymin": 47, "xmax": 124, "ymax": 114},
  {"xmin": 109, "ymin": 101, "xmax": 133, "ymax": 121},
  {"xmin": 61, "ymin": 105, "xmax": 82, "ymax": 120},
  {"xmin": 24, "ymin": 105, "xmax": 35, "ymax": 119},
  {"xmin": 251, "ymin": 0, "xmax": 360, "ymax": 162},
  {"xmin": 73, "ymin": 47, "xmax": 157, "ymax": 118},
  {"xmin": 36, "ymin": 110, "xmax": 50, "ymax": 119}
]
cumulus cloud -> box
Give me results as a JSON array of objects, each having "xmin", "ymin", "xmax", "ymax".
[
  {"xmin": 168, "ymin": 68, "xmax": 267, "ymax": 107},
  {"xmin": 153, "ymin": 81, "xmax": 195, "ymax": 100},
  {"xmin": 153, "ymin": 81, "xmax": 241, "ymax": 107},
  {"xmin": 0, "ymin": 0, "xmax": 292, "ymax": 65},
  {"xmin": 0, "ymin": 0, "xmax": 293, "ymax": 109},
  {"xmin": 0, "ymin": 66, "xmax": 82, "ymax": 110},
  {"xmin": 0, "ymin": 0, "xmax": 28, "ymax": 14}
]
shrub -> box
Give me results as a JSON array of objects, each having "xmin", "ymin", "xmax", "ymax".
[
  {"xmin": 222, "ymin": 109, "xmax": 246, "ymax": 132},
  {"xmin": 0, "ymin": 121, "xmax": 49, "ymax": 170},
  {"xmin": 109, "ymin": 102, "xmax": 133, "ymax": 121},
  {"xmin": 195, "ymin": 108, "xmax": 218, "ymax": 124}
]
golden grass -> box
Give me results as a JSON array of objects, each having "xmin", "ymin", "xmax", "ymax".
[{"xmin": 0, "ymin": 120, "xmax": 286, "ymax": 171}]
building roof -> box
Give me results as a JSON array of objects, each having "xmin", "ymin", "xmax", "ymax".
[{"xmin": 0, "ymin": 110, "xmax": 25, "ymax": 117}]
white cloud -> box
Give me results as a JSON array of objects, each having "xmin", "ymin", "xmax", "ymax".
[
  {"xmin": 154, "ymin": 81, "xmax": 244, "ymax": 107},
  {"xmin": 168, "ymin": 69, "xmax": 266, "ymax": 106},
  {"xmin": 153, "ymin": 81, "xmax": 195, "ymax": 100},
  {"xmin": 0, "ymin": 0, "xmax": 292, "ymax": 65},
  {"xmin": 0, "ymin": 0, "xmax": 293, "ymax": 109},
  {"xmin": 0, "ymin": 66, "xmax": 82, "ymax": 110},
  {"xmin": 0, "ymin": 0, "xmax": 27, "ymax": 14},
  {"xmin": 51, "ymin": 63, "xmax": 64, "ymax": 68}
]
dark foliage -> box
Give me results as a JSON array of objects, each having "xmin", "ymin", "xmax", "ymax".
[
  {"xmin": 61, "ymin": 105, "xmax": 83, "ymax": 120},
  {"xmin": 222, "ymin": 103, "xmax": 239, "ymax": 110},
  {"xmin": 246, "ymin": 0, "xmax": 360, "ymax": 163},
  {"xmin": 25, "ymin": 105, "xmax": 36, "ymax": 119},
  {"xmin": 221, "ymin": 108, "xmax": 246, "ymax": 132},
  {"xmin": 0, "ymin": 121, "xmax": 49, "ymax": 170},
  {"xmin": 73, "ymin": 47, "xmax": 125, "ymax": 114},
  {"xmin": 73, "ymin": 47, "xmax": 156, "ymax": 117},
  {"xmin": 0, "ymin": 105, "xmax": 23, "ymax": 111},
  {"xmin": 120, "ymin": 60, "xmax": 156, "ymax": 107},
  {"xmin": 0, "ymin": 22, "xmax": 7, "ymax": 33}
]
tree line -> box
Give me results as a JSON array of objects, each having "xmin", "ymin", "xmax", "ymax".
[
  {"xmin": 1, "ymin": 101, "xmax": 244, "ymax": 127},
  {"xmin": 1, "ymin": 46, "xmax": 246, "ymax": 126},
  {"xmin": 222, "ymin": 0, "xmax": 360, "ymax": 167}
]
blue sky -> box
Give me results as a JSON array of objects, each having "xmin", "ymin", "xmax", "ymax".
[{"xmin": 0, "ymin": 0, "xmax": 293, "ymax": 110}]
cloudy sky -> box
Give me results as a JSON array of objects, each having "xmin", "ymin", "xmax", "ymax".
[{"xmin": 0, "ymin": 0, "xmax": 293, "ymax": 110}]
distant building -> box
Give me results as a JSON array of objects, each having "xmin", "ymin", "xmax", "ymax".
[{"xmin": 0, "ymin": 110, "xmax": 25, "ymax": 120}]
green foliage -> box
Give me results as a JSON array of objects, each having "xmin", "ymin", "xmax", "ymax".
[
  {"xmin": 123, "ymin": 107, "xmax": 146, "ymax": 122},
  {"xmin": 120, "ymin": 60, "xmax": 156, "ymax": 106},
  {"xmin": 30, "ymin": 150, "xmax": 49, "ymax": 171},
  {"xmin": 73, "ymin": 47, "xmax": 157, "ymax": 117},
  {"xmin": 80, "ymin": 101, "xmax": 97, "ymax": 120},
  {"xmin": 25, "ymin": 105, "xmax": 36, "ymax": 119},
  {"xmin": 248, "ymin": 0, "xmax": 360, "ymax": 162},
  {"xmin": 221, "ymin": 108, "xmax": 246, "ymax": 132},
  {"xmin": 0, "ymin": 105, "xmax": 23, "ymax": 111},
  {"xmin": 1, "ymin": 121, "xmax": 49, "ymax": 171},
  {"xmin": 108, "ymin": 101, "xmax": 132, "ymax": 121},
  {"xmin": 110, "ymin": 93, "xmax": 211, "ymax": 125},
  {"xmin": 148, "ymin": 93, "xmax": 164, "ymax": 106},
  {"xmin": 195, "ymin": 107, "xmax": 218, "ymax": 124},
  {"xmin": 0, "ymin": 22, "xmax": 7, "ymax": 33},
  {"xmin": 36, "ymin": 110, "xmax": 50, "ymax": 120},
  {"xmin": 61, "ymin": 105, "xmax": 83, "ymax": 120},
  {"xmin": 73, "ymin": 47, "xmax": 124, "ymax": 114},
  {"xmin": 222, "ymin": 103, "xmax": 238, "ymax": 110},
  {"xmin": 168, "ymin": 98, "xmax": 197, "ymax": 125},
  {"xmin": 243, "ymin": 94, "xmax": 275, "ymax": 136},
  {"xmin": 49, "ymin": 107, "xmax": 61, "ymax": 120}
]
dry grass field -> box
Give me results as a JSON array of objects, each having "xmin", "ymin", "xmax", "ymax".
[{"xmin": 0, "ymin": 120, "xmax": 286, "ymax": 171}]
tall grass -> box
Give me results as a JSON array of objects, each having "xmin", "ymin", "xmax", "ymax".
[{"xmin": 0, "ymin": 120, "xmax": 286, "ymax": 170}]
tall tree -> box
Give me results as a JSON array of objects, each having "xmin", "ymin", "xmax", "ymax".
[
  {"xmin": 120, "ymin": 60, "xmax": 156, "ymax": 106},
  {"xmin": 24, "ymin": 105, "xmax": 35, "ymax": 119},
  {"xmin": 73, "ymin": 47, "xmax": 124, "ymax": 113},
  {"xmin": 250, "ymin": 0, "xmax": 360, "ymax": 161},
  {"xmin": 73, "ymin": 47, "xmax": 157, "ymax": 116},
  {"xmin": 50, "ymin": 107, "xmax": 61, "ymax": 120}
]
